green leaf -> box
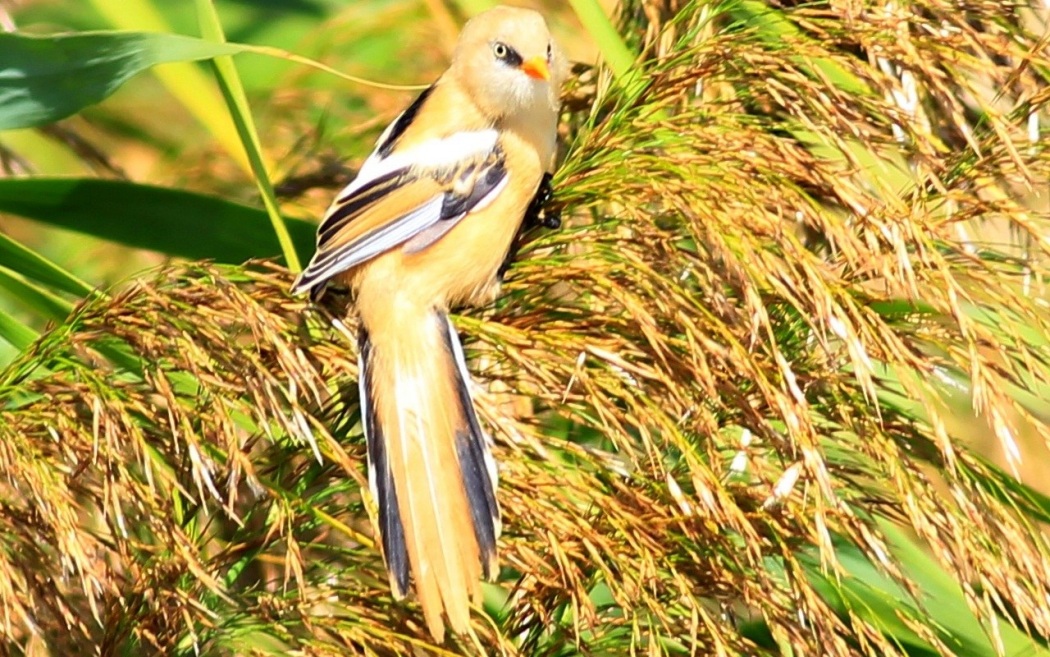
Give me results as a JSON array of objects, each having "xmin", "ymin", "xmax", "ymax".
[
  {"xmin": 0, "ymin": 229, "xmax": 95, "ymax": 298},
  {"xmin": 801, "ymin": 523, "xmax": 1050, "ymax": 657},
  {"xmin": 727, "ymin": 0, "xmax": 871, "ymax": 97},
  {"xmin": 195, "ymin": 0, "xmax": 301, "ymax": 271},
  {"xmin": 879, "ymin": 521, "xmax": 1050, "ymax": 656},
  {"xmin": 0, "ymin": 266, "xmax": 74, "ymax": 322},
  {"xmin": 0, "ymin": 307, "xmax": 37, "ymax": 350},
  {"xmin": 0, "ymin": 28, "xmax": 419, "ymax": 135},
  {"xmin": 568, "ymin": 0, "xmax": 636, "ymax": 82},
  {"xmin": 967, "ymin": 455, "xmax": 1050, "ymax": 525},
  {"xmin": 0, "ymin": 178, "xmax": 316, "ymax": 264},
  {"xmin": 85, "ymin": 0, "xmax": 256, "ymax": 174},
  {"xmin": 0, "ymin": 31, "xmax": 241, "ymax": 131}
]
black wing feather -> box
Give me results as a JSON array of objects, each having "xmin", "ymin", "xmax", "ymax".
[
  {"xmin": 292, "ymin": 137, "xmax": 506, "ymax": 299},
  {"xmin": 375, "ymin": 84, "xmax": 437, "ymax": 159},
  {"xmin": 440, "ymin": 152, "xmax": 507, "ymax": 220},
  {"xmin": 320, "ymin": 169, "xmax": 412, "ymax": 246}
]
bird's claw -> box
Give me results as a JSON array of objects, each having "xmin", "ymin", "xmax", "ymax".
[
  {"xmin": 523, "ymin": 172, "xmax": 559, "ymax": 230},
  {"xmin": 499, "ymin": 173, "xmax": 561, "ymax": 281},
  {"xmin": 541, "ymin": 209, "xmax": 561, "ymax": 229}
]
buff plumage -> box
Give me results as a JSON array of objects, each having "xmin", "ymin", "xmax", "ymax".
[{"xmin": 293, "ymin": 6, "xmax": 565, "ymax": 641}]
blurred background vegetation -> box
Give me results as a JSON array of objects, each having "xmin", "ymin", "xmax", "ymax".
[{"xmin": 3, "ymin": 0, "xmax": 1050, "ymax": 655}]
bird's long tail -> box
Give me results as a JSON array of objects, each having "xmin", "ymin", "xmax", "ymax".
[{"xmin": 358, "ymin": 311, "xmax": 500, "ymax": 641}]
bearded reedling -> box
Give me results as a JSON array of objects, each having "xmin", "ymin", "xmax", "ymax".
[{"xmin": 292, "ymin": 6, "xmax": 566, "ymax": 640}]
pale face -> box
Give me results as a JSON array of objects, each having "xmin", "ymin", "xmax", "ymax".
[{"xmin": 452, "ymin": 6, "xmax": 565, "ymax": 120}]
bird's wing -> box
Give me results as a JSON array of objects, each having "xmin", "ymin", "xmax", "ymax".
[{"xmin": 291, "ymin": 128, "xmax": 507, "ymax": 298}]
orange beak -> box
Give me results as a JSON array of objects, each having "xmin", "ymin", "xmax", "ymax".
[{"xmin": 520, "ymin": 56, "xmax": 551, "ymax": 81}]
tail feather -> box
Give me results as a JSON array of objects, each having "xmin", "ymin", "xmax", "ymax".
[
  {"xmin": 441, "ymin": 315, "xmax": 501, "ymax": 577},
  {"xmin": 359, "ymin": 311, "xmax": 500, "ymax": 641},
  {"xmin": 358, "ymin": 332, "xmax": 409, "ymax": 596}
]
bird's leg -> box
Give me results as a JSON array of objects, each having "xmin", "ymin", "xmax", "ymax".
[{"xmin": 499, "ymin": 173, "xmax": 560, "ymax": 279}]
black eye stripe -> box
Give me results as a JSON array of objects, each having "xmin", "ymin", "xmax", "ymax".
[{"xmin": 493, "ymin": 41, "xmax": 523, "ymax": 67}]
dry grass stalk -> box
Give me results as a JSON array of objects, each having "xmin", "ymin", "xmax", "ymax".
[{"xmin": 3, "ymin": 0, "xmax": 1050, "ymax": 654}]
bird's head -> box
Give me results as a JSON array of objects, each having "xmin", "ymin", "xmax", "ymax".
[{"xmin": 451, "ymin": 6, "xmax": 565, "ymax": 120}]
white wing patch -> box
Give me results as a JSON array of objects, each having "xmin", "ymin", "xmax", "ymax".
[
  {"xmin": 292, "ymin": 128, "xmax": 505, "ymax": 298},
  {"xmin": 345, "ymin": 129, "xmax": 500, "ymax": 199}
]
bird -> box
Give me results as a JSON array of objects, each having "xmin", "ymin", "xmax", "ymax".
[{"xmin": 291, "ymin": 5, "xmax": 565, "ymax": 641}]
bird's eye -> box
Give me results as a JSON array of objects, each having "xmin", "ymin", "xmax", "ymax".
[
  {"xmin": 492, "ymin": 41, "xmax": 523, "ymax": 66},
  {"xmin": 546, "ymin": 43, "xmax": 552, "ymax": 61}
]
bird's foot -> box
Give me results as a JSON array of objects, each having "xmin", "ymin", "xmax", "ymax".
[
  {"xmin": 499, "ymin": 173, "xmax": 562, "ymax": 281},
  {"xmin": 523, "ymin": 172, "xmax": 561, "ymax": 230}
]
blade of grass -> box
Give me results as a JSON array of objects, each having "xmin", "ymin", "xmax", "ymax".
[
  {"xmin": 0, "ymin": 306, "xmax": 37, "ymax": 350},
  {"xmin": 87, "ymin": 0, "xmax": 255, "ymax": 174},
  {"xmin": 878, "ymin": 519, "xmax": 1050, "ymax": 656},
  {"xmin": 0, "ymin": 178, "xmax": 316, "ymax": 264},
  {"xmin": 727, "ymin": 0, "xmax": 871, "ymax": 96},
  {"xmin": 966, "ymin": 454, "xmax": 1050, "ymax": 525},
  {"xmin": 193, "ymin": 0, "xmax": 300, "ymax": 271},
  {"xmin": 239, "ymin": 44, "xmax": 426, "ymax": 91},
  {"xmin": 0, "ymin": 31, "xmax": 241, "ymax": 131},
  {"xmin": 0, "ymin": 265, "xmax": 74, "ymax": 322},
  {"xmin": 0, "ymin": 30, "xmax": 425, "ymax": 133},
  {"xmin": 0, "ymin": 231, "xmax": 96, "ymax": 298},
  {"xmin": 568, "ymin": 0, "xmax": 636, "ymax": 83}
]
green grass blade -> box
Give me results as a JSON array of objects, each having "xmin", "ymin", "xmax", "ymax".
[
  {"xmin": 0, "ymin": 230, "xmax": 95, "ymax": 298},
  {"xmin": 0, "ymin": 29, "xmax": 423, "ymax": 135},
  {"xmin": 194, "ymin": 0, "xmax": 301, "ymax": 271},
  {"xmin": 0, "ymin": 306, "xmax": 38, "ymax": 350},
  {"xmin": 878, "ymin": 520, "xmax": 1050, "ymax": 656},
  {"xmin": 87, "ymin": 0, "xmax": 256, "ymax": 174},
  {"xmin": 727, "ymin": 0, "xmax": 871, "ymax": 96},
  {"xmin": 0, "ymin": 178, "xmax": 316, "ymax": 265},
  {"xmin": 803, "ymin": 529, "xmax": 1050, "ymax": 657},
  {"xmin": 968, "ymin": 455, "xmax": 1050, "ymax": 525},
  {"xmin": 0, "ymin": 31, "xmax": 240, "ymax": 131},
  {"xmin": 0, "ymin": 266, "xmax": 74, "ymax": 322},
  {"xmin": 568, "ymin": 0, "xmax": 636, "ymax": 82}
]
